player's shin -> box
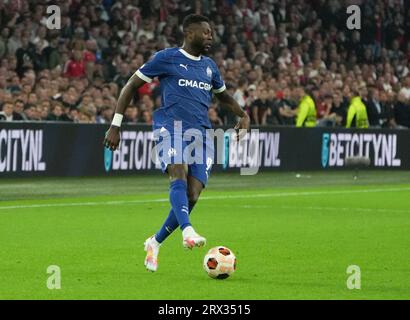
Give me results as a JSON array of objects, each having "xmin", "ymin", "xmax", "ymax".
[
  {"xmin": 155, "ymin": 209, "xmax": 178, "ymax": 243},
  {"xmin": 169, "ymin": 179, "xmax": 191, "ymax": 230},
  {"xmin": 155, "ymin": 202, "xmax": 196, "ymax": 243}
]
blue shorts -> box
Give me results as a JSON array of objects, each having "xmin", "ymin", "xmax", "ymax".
[{"xmin": 152, "ymin": 123, "xmax": 214, "ymax": 187}]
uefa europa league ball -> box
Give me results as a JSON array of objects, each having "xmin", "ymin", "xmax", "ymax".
[{"xmin": 203, "ymin": 246, "xmax": 236, "ymax": 279}]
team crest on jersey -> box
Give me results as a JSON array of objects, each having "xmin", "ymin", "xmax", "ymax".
[{"xmin": 206, "ymin": 66, "xmax": 212, "ymax": 78}]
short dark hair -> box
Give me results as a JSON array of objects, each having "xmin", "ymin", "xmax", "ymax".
[{"xmin": 182, "ymin": 14, "xmax": 210, "ymax": 31}]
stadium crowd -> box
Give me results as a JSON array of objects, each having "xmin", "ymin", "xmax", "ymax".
[{"xmin": 0, "ymin": 0, "xmax": 409, "ymax": 129}]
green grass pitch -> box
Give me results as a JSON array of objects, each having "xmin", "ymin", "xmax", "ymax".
[{"xmin": 0, "ymin": 171, "xmax": 409, "ymax": 300}]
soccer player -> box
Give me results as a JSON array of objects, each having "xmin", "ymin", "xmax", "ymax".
[{"xmin": 103, "ymin": 14, "xmax": 250, "ymax": 272}]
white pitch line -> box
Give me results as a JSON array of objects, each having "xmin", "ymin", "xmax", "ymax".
[
  {"xmin": 0, "ymin": 187, "xmax": 409, "ymax": 211},
  {"xmin": 0, "ymin": 198, "xmax": 170, "ymax": 210},
  {"xmin": 281, "ymin": 205, "xmax": 410, "ymax": 214}
]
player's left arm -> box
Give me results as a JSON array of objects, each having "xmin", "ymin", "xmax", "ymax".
[
  {"xmin": 215, "ymin": 90, "xmax": 250, "ymax": 131},
  {"xmin": 104, "ymin": 50, "xmax": 167, "ymax": 150},
  {"xmin": 211, "ymin": 61, "xmax": 250, "ymax": 134}
]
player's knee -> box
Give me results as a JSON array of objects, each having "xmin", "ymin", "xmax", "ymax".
[{"xmin": 167, "ymin": 164, "xmax": 188, "ymax": 182}]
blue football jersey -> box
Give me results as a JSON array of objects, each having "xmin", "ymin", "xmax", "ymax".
[{"xmin": 135, "ymin": 47, "xmax": 226, "ymax": 130}]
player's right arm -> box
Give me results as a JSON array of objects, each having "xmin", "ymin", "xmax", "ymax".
[
  {"xmin": 104, "ymin": 50, "xmax": 167, "ymax": 150},
  {"xmin": 103, "ymin": 73, "xmax": 146, "ymax": 150}
]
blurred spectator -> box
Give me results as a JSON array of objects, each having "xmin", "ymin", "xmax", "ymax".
[
  {"xmin": 113, "ymin": 62, "xmax": 132, "ymax": 91},
  {"xmin": 78, "ymin": 107, "xmax": 95, "ymax": 123},
  {"xmin": 67, "ymin": 107, "xmax": 80, "ymax": 123},
  {"xmin": 295, "ymin": 86, "xmax": 317, "ymax": 127},
  {"xmin": 15, "ymin": 36, "xmax": 36, "ymax": 77},
  {"xmin": 46, "ymin": 103, "xmax": 68, "ymax": 121},
  {"xmin": 251, "ymin": 88, "xmax": 272, "ymax": 125},
  {"xmin": 245, "ymin": 84, "xmax": 258, "ymax": 108},
  {"xmin": 233, "ymin": 77, "xmax": 248, "ymax": 111},
  {"xmin": 23, "ymin": 104, "xmax": 38, "ymax": 121},
  {"xmin": 329, "ymin": 91, "xmax": 347, "ymax": 127},
  {"xmin": 367, "ymin": 87, "xmax": 390, "ymax": 128},
  {"xmin": 0, "ymin": 101, "xmax": 23, "ymax": 121},
  {"xmin": 393, "ymin": 92, "xmax": 410, "ymax": 128},
  {"xmin": 123, "ymin": 105, "xmax": 139, "ymax": 124},
  {"xmin": 64, "ymin": 50, "xmax": 86, "ymax": 78},
  {"xmin": 346, "ymin": 86, "xmax": 369, "ymax": 128},
  {"xmin": 399, "ymin": 76, "xmax": 410, "ymax": 100},
  {"xmin": 141, "ymin": 109, "xmax": 152, "ymax": 125},
  {"xmin": 14, "ymin": 99, "xmax": 27, "ymax": 120},
  {"xmin": 96, "ymin": 105, "xmax": 114, "ymax": 124},
  {"xmin": 42, "ymin": 37, "xmax": 61, "ymax": 70},
  {"xmin": 208, "ymin": 107, "xmax": 223, "ymax": 126},
  {"xmin": 276, "ymin": 88, "xmax": 297, "ymax": 125}
]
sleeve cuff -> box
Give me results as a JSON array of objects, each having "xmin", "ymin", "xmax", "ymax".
[
  {"xmin": 212, "ymin": 84, "xmax": 226, "ymax": 94},
  {"xmin": 135, "ymin": 70, "xmax": 152, "ymax": 83}
]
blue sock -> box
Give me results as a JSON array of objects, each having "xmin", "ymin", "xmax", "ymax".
[
  {"xmin": 155, "ymin": 209, "xmax": 178, "ymax": 243},
  {"xmin": 168, "ymin": 179, "xmax": 191, "ymax": 230},
  {"xmin": 155, "ymin": 205, "xmax": 194, "ymax": 243}
]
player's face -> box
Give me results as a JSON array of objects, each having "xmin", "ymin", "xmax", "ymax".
[{"xmin": 191, "ymin": 22, "xmax": 213, "ymax": 54}]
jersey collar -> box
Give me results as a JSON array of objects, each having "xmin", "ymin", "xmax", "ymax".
[{"xmin": 179, "ymin": 48, "xmax": 201, "ymax": 61}]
